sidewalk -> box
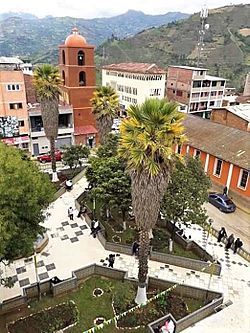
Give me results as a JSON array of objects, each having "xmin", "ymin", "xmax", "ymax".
[{"xmin": 0, "ymin": 175, "xmax": 249, "ymax": 333}]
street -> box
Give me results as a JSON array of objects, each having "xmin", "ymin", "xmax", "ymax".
[{"xmin": 204, "ymin": 202, "xmax": 250, "ymax": 252}]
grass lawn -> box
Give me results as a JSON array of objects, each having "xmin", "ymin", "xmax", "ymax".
[{"xmin": 1, "ymin": 276, "xmax": 203, "ymax": 333}]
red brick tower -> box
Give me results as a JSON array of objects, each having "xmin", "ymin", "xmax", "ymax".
[{"xmin": 59, "ymin": 28, "xmax": 97, "ymax": 146}]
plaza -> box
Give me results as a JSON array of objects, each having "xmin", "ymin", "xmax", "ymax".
[{"xmin": 0, "ymin": 175, "xmax": 249, "ymax": 332}]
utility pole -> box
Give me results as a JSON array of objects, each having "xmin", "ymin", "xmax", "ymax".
[{"xmin": 197, "ymin": 5, "xmax": 209, "ymax": 67}]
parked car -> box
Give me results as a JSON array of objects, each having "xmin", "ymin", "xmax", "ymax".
[
  {"xmin": 208, "ymin": 193, "xmax": 236, "ymax": 213},
  {"xmin": 37, "ymin": 150, "xmax": 63, "ymax": 163}
]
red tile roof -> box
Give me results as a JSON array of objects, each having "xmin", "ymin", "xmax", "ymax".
[
  {"xmin": 102, "ymin": 63, "xmax": 166, "ymax": 74},
  {"xmin": 75, "ymin": 125, "xmax": 98, "ymax": 136}
]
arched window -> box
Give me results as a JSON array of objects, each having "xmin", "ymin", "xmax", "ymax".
[
  {"xmin": 78, "ymin": 51, "xmax": 85, "ymax": 66},
  {"xmin": 79, "ymin": 71, "xmax": 86, "ymax": 86},
  {"xmin": 62, "ymin": 50, "xmax": 66, "ymax": 65},
  {"xmin": 62, "ymin": 70, "xmax": 65, "ymax": 85}
]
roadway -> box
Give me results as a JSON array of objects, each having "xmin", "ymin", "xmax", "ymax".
[{"xmin": 204, "ymin": 202, "xmax": 250, "ymax": 252}]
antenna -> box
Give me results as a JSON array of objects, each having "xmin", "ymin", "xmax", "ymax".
[{"xmin": 197, "ymin": 5, "xmax": 209, "ymax": 67}]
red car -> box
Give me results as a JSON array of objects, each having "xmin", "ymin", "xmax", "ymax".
[{"xmin": 37, "ymin": 150, "xmax": 63, "ymax": 163}]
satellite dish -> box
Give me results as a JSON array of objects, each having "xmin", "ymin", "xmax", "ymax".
[{"xmin": 205, "ymin": 24, "xmax": 210, "ymax": 30}]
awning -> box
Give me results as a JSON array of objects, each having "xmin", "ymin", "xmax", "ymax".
[{"xmin": 75, "ymin": 125, "xmax": 98, "ymax": 136}]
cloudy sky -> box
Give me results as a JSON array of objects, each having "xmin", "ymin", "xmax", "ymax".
[{"xmin": 0, "ymin": 0, "xmax": 248, "ymax": 18}]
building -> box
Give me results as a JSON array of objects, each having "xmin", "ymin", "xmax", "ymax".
[
  {"xmin": 102, "ymin": 63, "xmax": 166, "ymax": 111},
  {"xmin": 166, "ymin": 66, "xmax": 226, "ymax": 117},
  {"xmin": 210, "ymin": 104, "xmax": 250, "ymax": 132},
  {"xmin": 0, "ymin": 66, "xmax": 30, "ymax": 150},
  {"xmin": 243, "ymin": 72, "xmax": 250, "ymax": 96},
  {"xmin": 28, "ymin": 103, "xmax": 74, "ymax": 156},
  {"xmin": 0, "ymin": 56, "xmax": 33, "ymax": 75},
  {"xmin": 59, "ymin": 28, "xmax": 97, "ymax": 146},
  {"xmin": 178, "ymin": 115, "xmax": 250, "ymax": 212}
]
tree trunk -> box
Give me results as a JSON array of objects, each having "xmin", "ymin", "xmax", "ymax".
[
  {"xmin": 135, "ymin": 229, "xmax": 150, "ymax": 304},
  {"xmin": 50, "ymin": 137, "xmax": 58, "ymax": 182}
]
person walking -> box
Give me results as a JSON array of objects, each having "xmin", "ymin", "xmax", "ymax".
[
  {"xmin": 77, "ymin": 205, "xmax": 87, "ymax": 218},
  {"xmin": 132, "ymin": 241, "xmax": 139, "ymax": 256},
  {"xmin": 91, "ymin": 219, "xmax": 100, "ymax": 238},
  {"xmin": 68, "ymin": 207, "xmax": 74, "ymax": 220},
  {"xmin": 108, "ymin": 254, "xmax": 115, "ymax": 268},
  {"xmin": 217, "ymin": 227, "xmax": 227, "ymax": 243},
  {"xmin": 225, "ymin": 234, "xmax": 234, "ymax": 250},
  {"xmin": 233, "ymin": 238, "xmax": 243, "ymax": 254}
]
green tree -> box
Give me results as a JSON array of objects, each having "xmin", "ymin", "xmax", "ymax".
[
  {"xmin": 63, "ymin": 145, "xmax": 90, "ymax": 172},
  {"xmin": 86, "ymin": 156, "xmax": 131, "ymax": 224},
  {"xmin": 96, "ymin": 133, "xmax": 119, "ymax": 158},
  {"xmin": 33, "ymin": 64, "xmax": 62, "ymax": 182},
  {"xmin": 118, "ymin": 98, "xmax": 185, "ymax": 304},
  {"xmin": 91, "ymin": 86, "xmax": 120, "ymax": 144},
  {"xmin": 161, "ymin": 156, "xmax": 211, "ymax": 247},
  {"xmin": 0, "ymin": 143, "xmax": 54, "ymax": 263}
]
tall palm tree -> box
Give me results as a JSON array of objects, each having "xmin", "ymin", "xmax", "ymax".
[
  {"xmin": 33, "ymin": 64, "xmax": 62, "ymax": 182},
  {"xmin": 91, "ymin": 86, "xmax": 120, "ymax": 144},
  {"xmin": 119, "ymin": 98, "xmax": 186, "ymax": 304}
]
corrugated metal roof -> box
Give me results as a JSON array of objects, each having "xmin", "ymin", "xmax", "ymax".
[
  {"xmin": 75, "ymin": 125, "xmax": 97, "ymax": 135},
  {"xmin": 183, "ymin": 115, "xmax": 250, "ymax": 170},
  {"xmin": 102, "ymin": 63, "xmax": 166, "ymax": 74}
]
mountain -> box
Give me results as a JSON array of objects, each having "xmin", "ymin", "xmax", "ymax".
[
  {"xmin": 0, "ymin": 12, "xmax": 38, "ymax": 20},
  {"xmin": 0, "ymin": 10, "xmax": 189, "ymax": 62},
  {"xmin": 96, "ymin": 4, "xmax": 250, "ymax": 90}
]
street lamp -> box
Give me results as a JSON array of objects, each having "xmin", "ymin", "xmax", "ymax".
[{"xmin": 33, "ymin": 247, "xmax": 41, "ymax": 301}]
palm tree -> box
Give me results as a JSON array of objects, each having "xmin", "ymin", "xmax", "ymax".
[
  {"xmin": 119, "ymin": 98, "xmax": 186, "ymax": 304},
  {"xmin": 33, "ymin": 64, "xmax": 62, "ymax": 182},
  {"xmin": 91, "ymin": 86, "xmax": 120, "ymax": 144}
]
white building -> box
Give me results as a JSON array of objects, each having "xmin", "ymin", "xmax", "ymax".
[
  {"xmin": 166, "ymin": 65, "xmax": 226, "ymax": 118},
  {"xmin": 102, "ymin": 63, "xmax": 166, "ymax": 111},
  {"xmin": 28, "ymin": 103, "xmax": 74, "ymax": 156},
  {"xmin": 0, "ymin": 57, "xmax": 33, "ymax": 75}
]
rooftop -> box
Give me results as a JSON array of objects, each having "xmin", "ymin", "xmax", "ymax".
[
  {"xmin": 102, "ymin": 63, "xmax": 166, "ymax": 74},
  {"xmin": 169, "ymin": 65, "xmax": 208, "ymax": 71},
  {"xmin": 0, "ymin": 56, "xmax": 23, "ymax": 65},
  {"xmin": 205, "ymin": 74, "xmax": 226, "ymax": 81},
  {"xmin": 220, "ymin": 104, "xmax": 250, "ymax": 122},
  {"xmin": 183, "ymin": 115, "xmax": 250, "ymax": 170}
]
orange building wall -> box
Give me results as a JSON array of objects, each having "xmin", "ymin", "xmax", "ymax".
[
  {"xmin": 0, "ymin": 70, "xmax": 29, "ymax": 135},
  {"xmin": 230, "ymin": 165, "xmax": 250, "ymax": 197}
]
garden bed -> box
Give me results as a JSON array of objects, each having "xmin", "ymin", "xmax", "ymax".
[
  {"xmin": 7, "ymin": 301, "xmax": 78, "ymax": 333},
  {"xmin": 83, "ymin": 197, "xmax": 201, "ymax": 260}
]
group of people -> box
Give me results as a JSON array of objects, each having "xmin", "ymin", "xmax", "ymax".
[
  {"xmin": 67, "ymin": 204, "xmax": 87, "ymax": 221},
  {"xmin": 217, "ymin": 227, "xmax": 243, "ymax": 254}
]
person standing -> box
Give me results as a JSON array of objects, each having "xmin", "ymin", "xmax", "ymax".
[
  {"xmin": 132, "ymin": 241, "xmax": 139, "ymax": 256},
  {"xmin": 223, "ymin": 186, "xmax": 228, "ymax": 196},
  {"xmin": 225, "ymin": 234, "xmax": 234, "ymax": 250},
  {"xmin": 233, "ymin": 238, "xmax": 243, "ymax": 254},
  {"xmin": 108, "ymin": 254, "xmax": 115, "ymax": 268},
  {"xmin": 77, "ymin": 205, "xmax": 87, "ymax": 218},
  {"xmin": 68, "ymin": 207, "xmax": 74, "ymax": 220},
  {"xmin": 217, "ymin": 227, "xmax": 227, "ymax": 243}
]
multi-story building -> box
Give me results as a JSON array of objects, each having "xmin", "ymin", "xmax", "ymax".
[
  {"xmin": 28, "ymin": 103, "xmax": 74, "ymax": 156},
  {"xmin": 0, "ymin": 56, "xmax": 33, "ymax": 75},
  {"xmin": 166, "ymin": 66, "xmax": 226, "ymax": 117},
  {"xmin": 102, "ymin": 63, "xmax": 166, "ymax": 112},
  {"xmin": 59, "ymin": 28, "xmax": 97, "ymax": 146},
  {"xmin": 178, "ymin": 115, "xmax": 250, "ymax": 212},
  {"xmin": 0, "ymin": 66, "xmax": 30, "ymax": 149}
]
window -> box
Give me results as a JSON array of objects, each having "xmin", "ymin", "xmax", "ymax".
[
  {"xmin": 201, "ymin": 92, "xmax": 209, "ymax": 97},
  {"xmin": 218, "ymin": 91, "xmax": 223, "ymax": 95},
  {"xmin": 62, "ymin": 70, "xmax": 65, "ymax": 85},
  {"xmin": 176, "ymin": 90, "xmax": 183, "ymax": 97},
  {"xmin": 7, "ymin": 84, "xmax": 20, "ymax": 91},
  {"xmin": 212, "ymin": 81, "xmax": 217, "ymax": 87},
  {"xmin": 62, "ymin": 50, "xmax": 65, "ymax": 64},
  {"xmin": 193, "ymin": 81, "xmax": 201, "ymax": 88},
  {"xmin": 9, "ymin": 103, "xmax": 23, "ymax": 109},
  {"xmin": 79, "ymin": 71, "xmax": 86, "ymax": 86},
  {"xmin": 238, "ymin": 169, "xmax": 249, "ymax": 189},
  {"xmin": 177, "ymin": 145, "xmax": 182, "ymax": 154},
  {"xmin": 209, "ymin": 101, "xmax": 215, "ymax": 106},
  {"xmin": 210, "ymin": 91, "xmax": 217, "ymax": 96},
  {"xmin": 214, "ymin": 159, "xmax": 223, "ymax": 177},
  {"xmin": 192, "ymin": 93, "xmax": 200, "ymax": 98},
  {"xmin": 78, "ymin": 51, "xmax": 85, "ymax": 66},
  {"xmin": 22, "ymin": 143, "xmax": 29, "ymax": 149},
  {"xmin": 220, "ymin": 81, "xmax": 225, "ymax": 86},
  {"xmin": 194, "ymin": 149, "xmax": 201, "ymax": 159},
  {"xmin": 18, "ymin": 120, "xmax": 25, "ymax": 127}
]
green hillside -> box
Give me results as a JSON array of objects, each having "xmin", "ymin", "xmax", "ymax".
[{"xmin": 96, "ymin": 4, "xmax": 250, "ymax": 90}]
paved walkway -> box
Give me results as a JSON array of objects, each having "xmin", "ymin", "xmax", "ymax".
[{"xmin": 0, "ymin": 176, "xmax": 250, "ymax": 333}]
